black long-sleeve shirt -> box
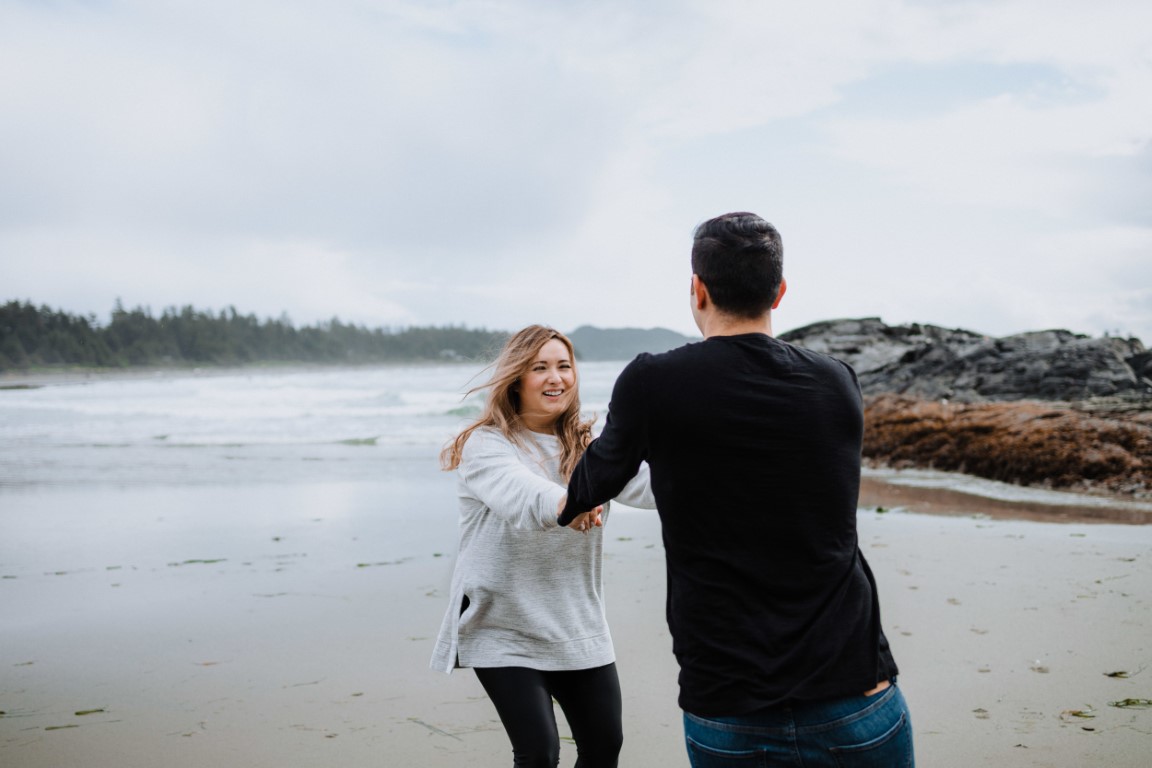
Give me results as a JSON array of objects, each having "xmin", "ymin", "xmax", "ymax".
[{"xmin": 561, "ymin": 333, "xmax": 898, "ymax": 716}]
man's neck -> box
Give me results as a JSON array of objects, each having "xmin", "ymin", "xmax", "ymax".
[{"xmin": 698, "ymin": 311, "xmax": 773, "ymax": 339}]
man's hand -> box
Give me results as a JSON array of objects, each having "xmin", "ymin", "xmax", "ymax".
[{"xmin": 560, "ymin": 506, "xmax": 603, "ymax": 533}]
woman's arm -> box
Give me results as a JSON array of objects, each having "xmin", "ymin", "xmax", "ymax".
[
  {"xmin": 457, "ymin": 430, "xmax": 567, "ymax": 530},
  {"xmin": 612, "ymin": 461, "xmax": 656, "ymax": 510}
]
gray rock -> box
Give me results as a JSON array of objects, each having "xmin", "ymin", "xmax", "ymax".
[{"xmin": 780, "ymin": 318, "xmax": 1150, "ymax": 402}]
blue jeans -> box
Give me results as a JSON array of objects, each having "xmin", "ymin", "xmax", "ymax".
[{"xmin": 682, "ymin": 682, "xmax": 913, "ymax": 767}]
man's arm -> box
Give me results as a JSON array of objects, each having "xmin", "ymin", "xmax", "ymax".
[{"xmin": 560, "ymin": 358, "xmax": 650, "ymax": 525}]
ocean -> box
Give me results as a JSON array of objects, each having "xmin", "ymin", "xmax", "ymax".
[
  {"xmin": 0, "ymin": 362, "xmax": 628, "ymax": 490},
  {"xmin": 0, "ymin": 362, "xmax": 632, "ymax": 586},
  {"xmin": 3, "ymin": 361, "xmax": 1149, "ymax": 516}
]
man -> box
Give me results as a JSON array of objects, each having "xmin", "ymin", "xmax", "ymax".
[{"xmin": 560, "ymin": 212, "xmax": 913, "ymax": 766}]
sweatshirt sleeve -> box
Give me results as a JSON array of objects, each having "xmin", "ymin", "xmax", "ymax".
[
  {"xmin": 612, "ymin": 461, "xmax": 656, "ymax": 509},
  {"xmin": 458, "ymin": 430, "xmax": 567, "ymax": 530},
  {"xmin": 561, "ymin": 356, "xmax": 651, "ymax": 524}
]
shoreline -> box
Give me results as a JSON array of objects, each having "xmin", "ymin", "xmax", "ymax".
[{"xmin": 0, "ymin": 360, "xmax": 478, "ymax": 389}]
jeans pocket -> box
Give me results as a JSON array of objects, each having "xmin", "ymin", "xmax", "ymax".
[
  {"xmin": 828, "ymin": 711, "xmax": 913, "ymax": 768},
  {"xmin": 685, "ymin": 736, "xmax": 766, "ymax": 767}
]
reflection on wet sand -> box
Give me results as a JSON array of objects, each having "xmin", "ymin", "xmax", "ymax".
[{"xmin": 859, "ymin": 474, "xmax": 1152, "ymax": 525}]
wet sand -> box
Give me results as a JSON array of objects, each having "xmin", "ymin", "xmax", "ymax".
[
  {"xmin": 2, "ymin": 476, "xmax": 1151, "ymax": 767},
  {"xmin": 860, "ymin": 470, "xmax": 1152, "ymax": 525}
]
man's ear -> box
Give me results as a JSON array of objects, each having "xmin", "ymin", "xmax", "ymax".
[
  {"xmin": 691, "ymin": 274, "xmax": 709, "ymax": 310},
  {"xmin": 771, "ymin": 277, "xmax": 787, "ymax": 310}
]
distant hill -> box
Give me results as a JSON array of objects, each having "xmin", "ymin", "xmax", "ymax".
[{"xmin": 567, "ymin": 325, "xmax": 696, "ymax": 361}]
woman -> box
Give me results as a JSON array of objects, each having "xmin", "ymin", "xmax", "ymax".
[{"xmin": 431, "ymin": 325, "xmax": 653, "ymax": 768}]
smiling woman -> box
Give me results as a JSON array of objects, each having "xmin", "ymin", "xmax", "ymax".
[
  {"xmin": 516, "ymin": 338, "xmax": 577, "ymax": 434},
  {"xmin": 440, "ymin": 326, "xmax": 592, "ymax": 480},
  {"xmin": 433, "ymin": 324, "xmax": 655, "ymax": 767}
]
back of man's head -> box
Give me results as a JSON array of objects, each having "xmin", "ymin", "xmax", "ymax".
[{"xmin": 691, "ymin": 212, "xmax": 783, "ymax": 319}]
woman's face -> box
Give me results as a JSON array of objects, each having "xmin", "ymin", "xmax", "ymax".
[{"xmin": 516, "ymin": 338, "xmax": 577, "ymax": 433}]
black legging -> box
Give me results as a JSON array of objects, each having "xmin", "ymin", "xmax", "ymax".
[{"xmin": 474, "ymin": 663, "xmax": 623, "ymax": 768}]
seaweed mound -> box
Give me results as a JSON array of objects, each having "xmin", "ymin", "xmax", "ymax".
[{"xmin": 863, "ymin": 395, "xmax": 1152, "ymax": 499}]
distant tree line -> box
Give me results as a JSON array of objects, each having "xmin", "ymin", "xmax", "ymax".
[{"xmin": 0, "ymin": 300, "xmax": 509, "ymax": 370}]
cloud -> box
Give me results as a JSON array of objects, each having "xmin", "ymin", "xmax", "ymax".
[{"xmin": 1, "ymin": 0, "xmax": 1150, "ymax": 345}]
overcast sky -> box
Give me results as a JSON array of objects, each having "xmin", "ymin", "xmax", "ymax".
[{"xmin": 2, "ymin": 0, "xmax": 1150, "ymax": 343}]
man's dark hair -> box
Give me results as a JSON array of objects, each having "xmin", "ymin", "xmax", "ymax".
[{"xmin": 691, "ymin": 212, "xmax": 783, "ymax": 319}]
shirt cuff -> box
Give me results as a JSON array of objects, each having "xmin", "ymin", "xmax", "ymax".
[{"xmin": 541, "ymin": 486, "xmax": 567, "ymax": 528}]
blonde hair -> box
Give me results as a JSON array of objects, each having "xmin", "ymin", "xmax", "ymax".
[{"xmin": 441, "ymin": 325, "xmax": 594, "ymax": 479}]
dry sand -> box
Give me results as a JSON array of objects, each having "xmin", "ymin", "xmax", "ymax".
[{"xmin": 2, "ymin": 478, "xmax": 1151, "ymax": 767}]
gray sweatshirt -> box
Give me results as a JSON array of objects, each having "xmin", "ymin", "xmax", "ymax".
[{"xmin": 431, "ymin": 427, "xmax": 654, "ymax": 673}]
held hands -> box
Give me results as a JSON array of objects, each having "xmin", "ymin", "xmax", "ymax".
[
  {"xmin": 555, "ymin": 495, "xmax": 603, "ymax": 533},
  {"xmin": 562, "ymin": 506, "xmax": 603, "ymax": 533}
]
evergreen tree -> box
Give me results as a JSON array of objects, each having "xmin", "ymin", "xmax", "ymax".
[{"xmin": 0, "ymin": 300, "xmax": 506, "ymax": 371}]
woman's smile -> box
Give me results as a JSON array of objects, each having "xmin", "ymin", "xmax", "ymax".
[{"xmin": 518, "ymin": 339, "xmax": 576, "ymax": 433}]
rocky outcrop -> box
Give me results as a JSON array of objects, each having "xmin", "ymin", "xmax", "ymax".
[
  {"xmin": 780, "ymin": 318, "xmax": 1151, "ymax": 500},
  {"xmin": 781, "ymin": 317, "xmax": 1150, "ymax": 403}
]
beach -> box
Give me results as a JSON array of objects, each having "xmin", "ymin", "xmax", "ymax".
[
  {"xmin": 2, "ymin": 476, "xmax": 1149, "ymax": 767},
  {"xmin": 2, "ymin": 366, "xmax": 1151, "ymax": 766}
]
